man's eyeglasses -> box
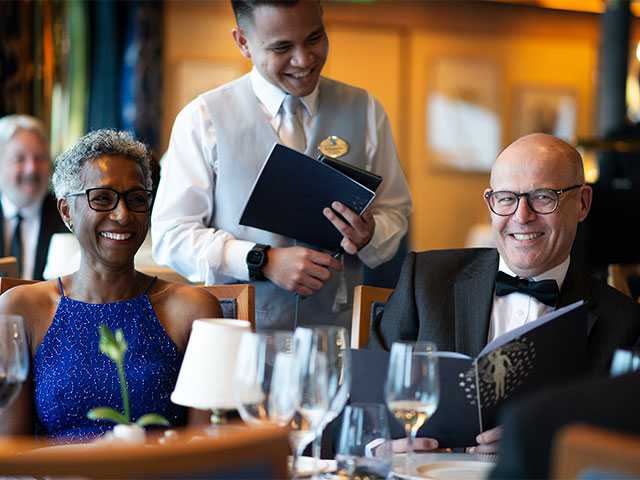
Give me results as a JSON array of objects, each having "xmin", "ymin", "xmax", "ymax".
[
  {"xmin": 66, "ymin": 187, "xmax": 154, "ymax": 213},
  {"xmin": 484, "ymin": 184, "xmax": 584, "ymax": 216}
]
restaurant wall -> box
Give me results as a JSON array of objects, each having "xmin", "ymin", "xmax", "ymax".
[{"xmin": 162, "ymin": 1, "xmax": 601, "ymax": 253}]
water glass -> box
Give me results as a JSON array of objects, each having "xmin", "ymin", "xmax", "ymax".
[{"xmin": 336, "ymin": 403, "xmax": 392, "ymax": 479}]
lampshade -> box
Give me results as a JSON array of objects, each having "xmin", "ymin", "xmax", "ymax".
[{"xmin": 171, "ymin": 318, "xmax": 251, "ymax": 410}]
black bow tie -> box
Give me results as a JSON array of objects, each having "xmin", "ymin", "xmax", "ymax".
[{"xmin": 495, "ymin": 271, "xmax": 559, "ymax": 307}]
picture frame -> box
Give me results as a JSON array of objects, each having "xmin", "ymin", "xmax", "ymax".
[
  {"xmin": 511, "ymin": 85, "xmax": 578, "ymax": 142},
  {"xmin": 426, "ymin": 55, "xmax": 502, "ymax": 172}
]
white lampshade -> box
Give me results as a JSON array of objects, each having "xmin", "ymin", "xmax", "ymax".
[{"xmin": 171, "ymin": 318, "xmax": 251, "ymax": 411}]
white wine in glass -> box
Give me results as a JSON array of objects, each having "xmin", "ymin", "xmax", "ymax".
[{"xmin": 384, "ymin": 342, "xmax": 439, "ymax": 479}]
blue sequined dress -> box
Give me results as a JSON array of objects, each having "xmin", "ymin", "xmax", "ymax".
[{"xmin": 33, "ymin": 277, "xmax": 187, "ymax": 443}]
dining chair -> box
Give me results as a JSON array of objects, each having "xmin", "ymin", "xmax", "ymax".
[
  {"xmin": 0, "ymin": 424, "xmax": 290, "ymax": 479},
  {"xmin": 205, "ymin": 284, "xmax": 255, "ymax": 329},
  {"xmin": 351, "ymin": 285, "xmax": 393, "ymax": 348},
  {"xmin": 0, "ymin": 277, "xmax": 255, "ymax": 328},
  {"xmin": 135, "ymin": 264, "xmax": 192, "ymax": 284},
  {"xmin": 551, "ymin": 423, "xmax": 640, "ymax": 479},
  {"xmin": 0, "ymin": 256, "xmax": 19, "ymax": 279},
  {"xmin": 0, "ymin": 276, "xmax": 37, "ymax": 294},
  {"xmin": 607, "ymin": 263, "xmax": 640, "ymax": 301}
]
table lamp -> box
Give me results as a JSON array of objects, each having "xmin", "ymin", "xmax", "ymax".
[{"xmin": 171, "ymin": 318, "xmax": 251, "ymax": 426}]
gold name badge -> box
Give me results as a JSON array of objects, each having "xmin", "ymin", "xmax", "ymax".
[{"xmin": 317, "ymin": 135, "xmax": 349, "ymax": 158}]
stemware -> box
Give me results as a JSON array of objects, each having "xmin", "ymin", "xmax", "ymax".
[
  {"xmin": 292, "ymin": 328, "xmax": 331, "ymax": 478},
  {"xmin": 384, "ymin": 342, "xmax": 439, "ymax": 479},
  {"xmin": 295, "ymin": 326, "xmax": 352, "ymax": 464},
  {"xmin": 232, "ymin": 330, "xmax": 295, "ymax": 427},
  {"xmin": 0, "ymin": 314, "xmax": 29, "ymax": 410}
]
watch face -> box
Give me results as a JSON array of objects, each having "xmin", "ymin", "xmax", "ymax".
[{"xmin": 247, "ymin": 250, "xmax": 264, "ymax": 266}]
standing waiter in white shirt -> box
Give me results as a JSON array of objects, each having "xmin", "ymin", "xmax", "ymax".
[
  {"xmin": 0, "ymin": 114, "xmax": 67, "ymax": 280},
  {"xmin": 152, "ymin": 0, "xmax": 412, "ymax": 330}
]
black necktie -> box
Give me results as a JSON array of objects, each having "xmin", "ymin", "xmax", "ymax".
[
  {"xmin": 495, "ymin": 271, "xmax": 559, "ymax": 307},
  {"xmin": 10, "ymin": 213, "xmax": 23, "ymax": 276}
]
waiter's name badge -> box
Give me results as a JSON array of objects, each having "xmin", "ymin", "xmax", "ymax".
[{"xmin": 317, "ymin": 135, "xmax": 349, "ymax": 158}]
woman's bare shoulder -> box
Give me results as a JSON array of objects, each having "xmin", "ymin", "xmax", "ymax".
[{"xmin": 149, "ymin": 279, "xmax": 222, "ymax": 319}]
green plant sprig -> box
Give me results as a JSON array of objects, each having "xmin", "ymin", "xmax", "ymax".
[{"xmin": 87, "ymin": 324, "xmax": 170, "ymax": 428}]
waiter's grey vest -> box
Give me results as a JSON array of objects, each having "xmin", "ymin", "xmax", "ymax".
[{"xmin": 203, "ymin": 74, "xmax": 368, "ymax": 331}]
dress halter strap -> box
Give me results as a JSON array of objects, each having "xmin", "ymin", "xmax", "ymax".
[
  {"xmin": 57, "ymin": 277, "xmax": 65, "ymax": 296},
  {"xmin": 143, "ymin": 276, "xmax": 158, "ymax": 295}
]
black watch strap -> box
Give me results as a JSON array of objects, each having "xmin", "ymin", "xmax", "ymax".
[{"xmin": 246, "ymin": 243, "xmax": 271, "ymax": 281}]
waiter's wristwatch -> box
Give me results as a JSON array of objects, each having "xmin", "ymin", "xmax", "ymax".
[{"xmin": 246, "ymin": 243, "xmax": 271, "ymax": 281}]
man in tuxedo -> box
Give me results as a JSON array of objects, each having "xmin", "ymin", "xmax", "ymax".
[
  {"xmin": 369, "ymin": 133, "xmax": 640, "ymax": 452},
  {"xmin": 0, "ymin": 114, "xmax": 67, "ymax": 280},
  {"xmin": 152, "ymin": 0, "xmax": 411, "ymax": 330}
]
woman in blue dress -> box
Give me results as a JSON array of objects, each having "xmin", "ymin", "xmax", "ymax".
[{"xmin": 0, "ymin": 129, "xmax": 222, "ymax": 442}]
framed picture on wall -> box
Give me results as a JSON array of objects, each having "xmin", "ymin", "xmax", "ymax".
[
  {"xmin": 511, "ymin": 85, "xmax": 578, "ymax": 142},
  {"xmin": 426, "ymin": 55, "xmax": 502, "ymax": 172}
]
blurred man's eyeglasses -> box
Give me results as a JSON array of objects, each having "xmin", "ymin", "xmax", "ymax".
[
  {"xmin": 66, "ymin": 187, "xmax": 154, "ymax": 213},
  {"xmin": 484, "ymin": 184, "xmax": 583, "ymax": 216}
]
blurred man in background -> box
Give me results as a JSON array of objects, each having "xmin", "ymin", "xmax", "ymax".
[{"xmin": 0, "ymin": 114, "xmax": 66, "ymax": 279}]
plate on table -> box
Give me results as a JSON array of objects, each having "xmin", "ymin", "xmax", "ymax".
[
  {"xmin": 290, "ymin": 455, "xmax": 337, "ymax": 477},
  {"xmin": 392, "ymin": 453, "xmax": 497, "ymax": 479}
]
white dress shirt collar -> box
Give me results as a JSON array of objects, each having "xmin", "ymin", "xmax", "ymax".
[
  {"xmin": 250, "ymin": 66, "xmax": 319, "ymax": 118},
  {"xmin": 1, "ymin": 193, "xmax": 43, "ymax": 221},
  {"xmin": 498, "ymin": 255, "xmax": 570, "ymax": 291}
]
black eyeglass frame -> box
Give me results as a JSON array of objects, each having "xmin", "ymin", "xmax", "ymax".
[
  {"xmin": 65, "ymin": 187, "xmax": 155, "ymax": 213},
  {"xmin": 484, "ymin": 184, "xmax": 584, "ymax": 216}
]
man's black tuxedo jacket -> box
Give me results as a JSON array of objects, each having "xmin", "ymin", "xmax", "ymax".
[
  {"xmin": 0, "ymin": 194, "xmax": 67, "ymax": 280},
  {"xmin": 370, "ymin": 248, "xmax": 640, "ymax": 374}
]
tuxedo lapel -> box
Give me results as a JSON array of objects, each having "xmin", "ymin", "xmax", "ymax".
[
  {"xmin": 558, "ymin": 263, "xmax": 598, "ymax": 335},
  {"xmin": 454, "ymin": 249, "xmax": 499, "ymax": 357}
]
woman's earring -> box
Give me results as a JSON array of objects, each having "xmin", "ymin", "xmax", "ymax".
[{"xmin": 65, "ymin": 222, "xmax": 74, "ymax": 233}]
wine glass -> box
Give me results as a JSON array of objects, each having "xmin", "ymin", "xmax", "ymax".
[
  {"xmin": 292, "ymin": 329, "xmax": 330, "ymax": 478},
  {"xmin": 232, "ymin": 330, "xmax": 295, "ymax": 427},
  {"xmin": 0, "ymin": 314, "xmax": 29, "ymax": 410},
  {"xmin": 384, "ymin": 342, "xmax": 439, "ymax": 479},
  {"xmin": 295, "ymin": 326, "xmax": 351, "ymax": 467}
]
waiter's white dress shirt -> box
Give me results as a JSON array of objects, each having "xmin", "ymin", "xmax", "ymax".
[{"xmin": 152, "ymin": 67, "xmax": 412, "ymax": 285}]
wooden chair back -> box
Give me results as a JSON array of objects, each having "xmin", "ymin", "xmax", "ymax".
[
  {"xmin": 135, "ymin": 265, "xmax": 191, "ymax": 284},
  {"xmin": 0, "ymin": 424, "xmax": 289, "ymax": 479},
  {"xmin": 551, "ymin": 423, "xmax": 640, "ymax": 479},
  {"xmin": 608, "ymin": 264, "xmax": 640, "ymax": 301},
  {"xmin": 205, "ymin": 284, "xmax": 255, "ymax": 328},
  {"xmin": 351, "ymin": 285, "xmax": 393, "ymax": 348},
  {"xmin": 0, "ymin": 256, "xmax": 19, "ymax": 279},
  {"xmin": 0, "ymin": 277, "xmax": 37, "ymax": 294},
  {"xmin": 0, "ymin": 277, "xmax": 255, "ymax": 329}
]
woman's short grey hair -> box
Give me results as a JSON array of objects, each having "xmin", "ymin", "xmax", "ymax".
[
  {"xmin": 0, "ymin": 114, "xmax": 49, "ymax": 155},
  {"xmin": 52, "ymin": 129, "xmax": 153, "ymax": 199}
]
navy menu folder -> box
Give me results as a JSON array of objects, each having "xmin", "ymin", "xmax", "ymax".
[
  {"xmin": 351, "ymin": 301, "xmax": 588, "ymax": 448},
  {"xmin": 239, "ymin": 144, "xmax": 381, "ymax": 250}
]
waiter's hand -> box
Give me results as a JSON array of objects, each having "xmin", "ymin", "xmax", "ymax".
[
  {"xmin": 262, "ymin": 246, "xmax": 344, "ymax": 296},
  {"xmin": 323, "ymin": 201, "xmax": 375, "ymax": 255}
]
